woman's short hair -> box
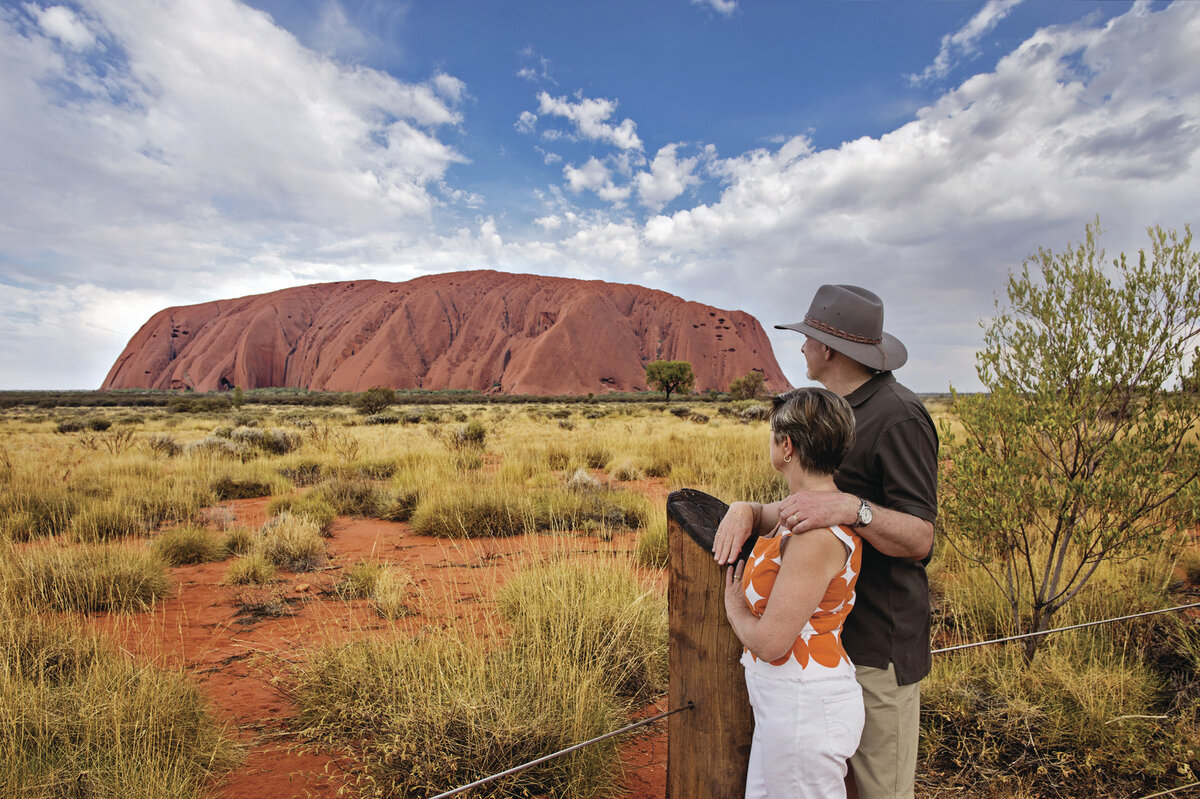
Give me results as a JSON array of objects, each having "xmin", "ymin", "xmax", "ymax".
[{"xmin": 769, "ymin": 388, "xmax": 855, "ymax": 475}]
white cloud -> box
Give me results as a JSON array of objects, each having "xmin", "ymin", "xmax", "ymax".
[
  {"xmin": 563, "ymin": 157, "xmax": 612, "ymax": 193},
  {"xmin": 35, "ymin": 4, "xmax": 94, "ymax": 49},
  {"xmin": 515, "ymin": 110, "xmax": 537, "ymax": 134},
  {"xmin": 910, "ymin": 0, "xmax": 1023, "ymax": 85},
  {"xmin": 691, "ymin": 0, "xmax": 737, "ymax": 17},
  {"xmin": 634, "ymin": 143, "xmax": 705, "ymax": 211},
  {"xmin": 536, "ymin": 90, "xmax": 643, "ymax": 151}
]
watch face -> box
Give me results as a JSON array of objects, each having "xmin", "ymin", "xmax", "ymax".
[{"xmin": 858, "ymin": 501, "xmax": 872, "ymax": 525}]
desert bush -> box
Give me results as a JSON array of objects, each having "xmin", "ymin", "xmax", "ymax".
[
  {"xmin": 364, "ymin": 412, "xmax": 399, "ymax": 425},
  {"xmin": 0, "ymin": 483, "xmax": 78, "ymax": 540},
  {"xmin": 255, "ymin": 513, "xmax": 326, "ymax": 571},
  {"xmin": 3, "ymin": 544, "xmax": 171, "ymax": 612},
  {"xmin": 410, "ymin": 487, "xmax": 524, "ymax": 538},
  {"xmin": 224, "ymin": 553, "xmax": 276, "ymax": 586},
  {"xmin": 378, "ymin": 487, "xmax": 421, "ymax": 522},
  {"xmin": 635, "ymin": 513, "xmax": 669, "ymax": 569},
  {"xmin": 151, "ymin": 526, "xmax": 224, "ymax": 566},
  {"xmin": 67, "ymin": 500, "xmax": 145, "ymax": 543},
  {"xmin": 266, "ymin": 495, "xmax": 337, "ymax": 534},
  {"xmin": 55, "ymin": 417, "xmax": 87, "ymax": 433},
  {"xmin": 354, "ymin": 387, "xmax": 396, "ymax": 415},
  {"xmin": 210, "ymin": 475, "xmax": 272, "ymax": 501},
  {"xmin": 579, "ymin": 445, "xmax": 611, "ymax": 470},
  {"xmin": 311, "ymin": 477, "xmax": 385, "ymax": 517},
  {"xmin": 337, "ymin": 559, "xmax": 384, "ymax": 599},
  {"xmin": 0, "ymin": 605, "xmax": 239, "ymax": 797},
  {"xmin": 229, "ymin": 426, "xmax": 301, "ymax": 455},
  {"xmin": 87, "ymin": 416, "xmax": 112, "ymax": 431},
  {"xmin": 352, "ymin": 458, "xmax": 398, "ymax": 480},
  {"xmin": 449, "ymin": 419, "xmax": 488, "ymax": 449},
  {"xmin": 738, "ymin": 404, "xmax": 770, "ymax": 423},
  {"xmin": 566, "ymin": 467, "xmax": 602, "ymax": 492},
  {"xmin": 499, "ymin": 561, "xmax": 667, "ymax": 700},
  {"xmin": 185, "ymin": 436, "xmax": 250, "ymax": 460},
  {"xmin": 222, "ymin": 526, "xmax": 254, "ymax": 557},
  {"xmin": 608, "ymin": 459, "xmax": 643, "ymax": 482},
  {"xmin": 291, "ymin": 632, "xmax": 624, "ymax": 799},
  {"xmin": 144, "ymin": 433, "xmax": 183, "ymax": 457},
  {"xmin": 276, "ymin": 458, "xmax": 327, "ymax": 486},
  {"xmin": 373, "ymin": 568, "xmax": 414, "ymax": 620}
]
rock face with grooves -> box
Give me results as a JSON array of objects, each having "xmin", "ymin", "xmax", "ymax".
[{"xmin": 101, "ymin": 271, "xmax": 792, "ymax": 395}]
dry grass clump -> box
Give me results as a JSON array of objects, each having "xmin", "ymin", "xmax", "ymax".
[
  {"xmin": 0, "ymin": 602, "xmax": 239, "ymax": 797},
  {"xmin": 67, "ymin": 500, "xmax": 146, "ymax": 543},
  {"xmin": 2, "ymin": 544, "xmax": 171, "ymax": 613},
  {"xmin": 221, "ymin": 526, "xmax": 254, "ymax": 557},
  {"xmin": 254, "ymin": 513, "xmax": 326, "ymax": 571},
  {"xmin": 310, "ymin": 476, "xmax": 387, "ymax": 517},
  {"xmin": 498, "ymin": 560, "xmax": 667, "ymax": 701},
  {"xmin": 289, "ymin": 558, "xmax": 665, "ymax": 798},
  {"xmin": 224, "ymin": 553, "xmax": 276, "ymax": 586},
  {"xmin": 635, "ymin": 508, "xmax": 669, "ymax": 569},
  {"xmin": 150, "ymin": 526, "xmax": 225, "ymax": 567},
  {"xmin": 266, "ymin": 494, "xmax": 337, "ymax": 534},
  {"xmin": 336, "ymin": 559, "xmax": 384, "ymax": 599},
  {"xmin": 210, "ymin": 475, "xmax": 273, "ymax": 501},
  {"xmin": 372, "ymin": 568, "xmax": 414, "ymax": 620},
  {"xmin": 0, "ymin": 481, "xmax": 78, "ymax": 541}
]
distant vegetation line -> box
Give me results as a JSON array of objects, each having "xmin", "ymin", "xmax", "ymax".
[{"xmin": 0, "ymin": 387, "xmax": 958, "ymax": 411}]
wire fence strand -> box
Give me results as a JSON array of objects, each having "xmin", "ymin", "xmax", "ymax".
[
  {"xmin": 932, "ymin": 601, "xmax": 1200, "ymax": 655},
  {"xmin": 428, "ymin": 701, "xmax": 693, "ymax": 799}
]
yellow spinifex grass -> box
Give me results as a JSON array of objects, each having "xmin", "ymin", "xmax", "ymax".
[
  {"xmin": 291, "ymin": 555, "xmax": 665, "ymax": 799},
  {"xmin": 0, "ymin": 555, "xmax": 238, "ymax": 797}
]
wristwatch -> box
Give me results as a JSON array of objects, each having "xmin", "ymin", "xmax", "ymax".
[{"xmin": 854, "ymin": 498, "xmax": 873, "ymax": 527}]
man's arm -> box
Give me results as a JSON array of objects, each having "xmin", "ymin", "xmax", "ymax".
[{"xmin": 775, "ymin": 490, "xmax": 934, "ymax": 560}]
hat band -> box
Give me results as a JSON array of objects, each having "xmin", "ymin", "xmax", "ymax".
[{"xmin": 804, "ymin": 314, "xmax": 882, "ymax": 345}]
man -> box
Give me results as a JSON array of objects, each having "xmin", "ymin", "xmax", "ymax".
[{"xmin": 713, "ymin": 284, "xmax": 938, "ymax": 799}]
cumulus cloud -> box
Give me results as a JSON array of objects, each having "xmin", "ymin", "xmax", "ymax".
[
  {"xmin": 634, "ymin": 143, "xmax": 707, "ymax": 211},
  {"xmin": 0, "ymin": 0, "xmax": 466, "ymax": 293},
  {"xmin": 910, "ymin": 0, "xmax": 1023, "ymax": 85},
  {"xmin": 536, "ymin": 91, "xmax": 643, "ymax": 151},
  {"xmin": 515, "ymin": 110, "xmax": 537, "ymax": 134}
]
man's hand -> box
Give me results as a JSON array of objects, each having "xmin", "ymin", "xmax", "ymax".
[
  {"xmin": 713, "ymin": 501, "xmax": 758, "ymax": 565},
  {"xmin": 778, "ymin": 489, "xmax": 936, "ymax": 560},
  {"xmin": 777, "ymin": 491, "xmax": 858, "ymax": 534}
]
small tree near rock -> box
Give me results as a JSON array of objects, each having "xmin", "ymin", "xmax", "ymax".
[
  {"xmin": 940, "ymin": 220, "xmax": 1200, "ymax": 663},
  {"xmin": 355, "ymin": 387, "xmax": 396, "ymax": 415},
  {"xmin": 729, "ymin": 371, "xmax": 766, "ymax": 400},
  {"xmin": 644, "ymin": 360, "xmax": 695, "ymax": 403}
]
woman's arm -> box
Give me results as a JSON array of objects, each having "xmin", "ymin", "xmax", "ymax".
[
  {"xmin": 713, "ymin": 500, "xmax": 781, "ymax": 564},
  {"xmin": 723, "ymin": 529, "xmax": 848, "ymax": 663}
]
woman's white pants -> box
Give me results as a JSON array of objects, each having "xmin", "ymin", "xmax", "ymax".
[{"xmin": 742, "ymin": 657, "xmax": 865, "ymax": 799}]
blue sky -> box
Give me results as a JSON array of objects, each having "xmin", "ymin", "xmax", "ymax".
[{"xmin": 1, "ymin": 0, "xmax": 1197, "ymax": 392}]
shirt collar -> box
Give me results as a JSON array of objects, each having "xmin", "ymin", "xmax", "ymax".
[{"xmin": 844, "ymin": 371, "xmax": 896, "ymax": 408}]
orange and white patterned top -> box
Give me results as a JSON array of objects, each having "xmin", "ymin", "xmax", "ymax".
[{"xmin": 741, "ymin": 524, "xmax": 862, "ymax": 674}]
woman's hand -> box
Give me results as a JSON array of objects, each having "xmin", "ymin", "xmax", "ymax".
[
  {"xmin": 714, "ymin": 502, "xmax": 756, "ymax": 565},
  {"xmin": 723, "ymin": 560, "xmax": 747, "ymax": 620}
]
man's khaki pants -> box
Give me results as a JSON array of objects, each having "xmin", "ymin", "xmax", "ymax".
[{"xmin": 848, "ymin": 663, "xmax": 920, "ymax": 799}]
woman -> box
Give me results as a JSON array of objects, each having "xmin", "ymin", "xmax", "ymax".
[{"xmin": 720, "ymin": 387, "xmax": 864, "ymax": 799}]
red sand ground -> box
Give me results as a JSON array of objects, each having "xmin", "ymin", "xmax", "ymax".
[{"xmin": 91, "ymin": 488, "xmax": 671, "ymax": 799}]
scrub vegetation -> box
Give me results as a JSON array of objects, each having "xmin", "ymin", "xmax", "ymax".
[{"xmin": 0, "ymin": 381, "xmax": 1197, "ymax": 797}]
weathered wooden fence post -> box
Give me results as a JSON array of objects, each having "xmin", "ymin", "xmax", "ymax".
[{"xmin": 667, "ymin": 489, "xmax": 754, "ymax": 798}]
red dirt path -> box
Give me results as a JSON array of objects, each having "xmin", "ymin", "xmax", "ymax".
[{"xmin": 91, "ymin": 493, "xmax": 669, "ymax": 799}]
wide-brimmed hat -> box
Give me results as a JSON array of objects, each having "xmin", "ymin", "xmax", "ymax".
[{"xmin": 775, "ymin": 284, "xmax": 907, "ymax": 372}]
